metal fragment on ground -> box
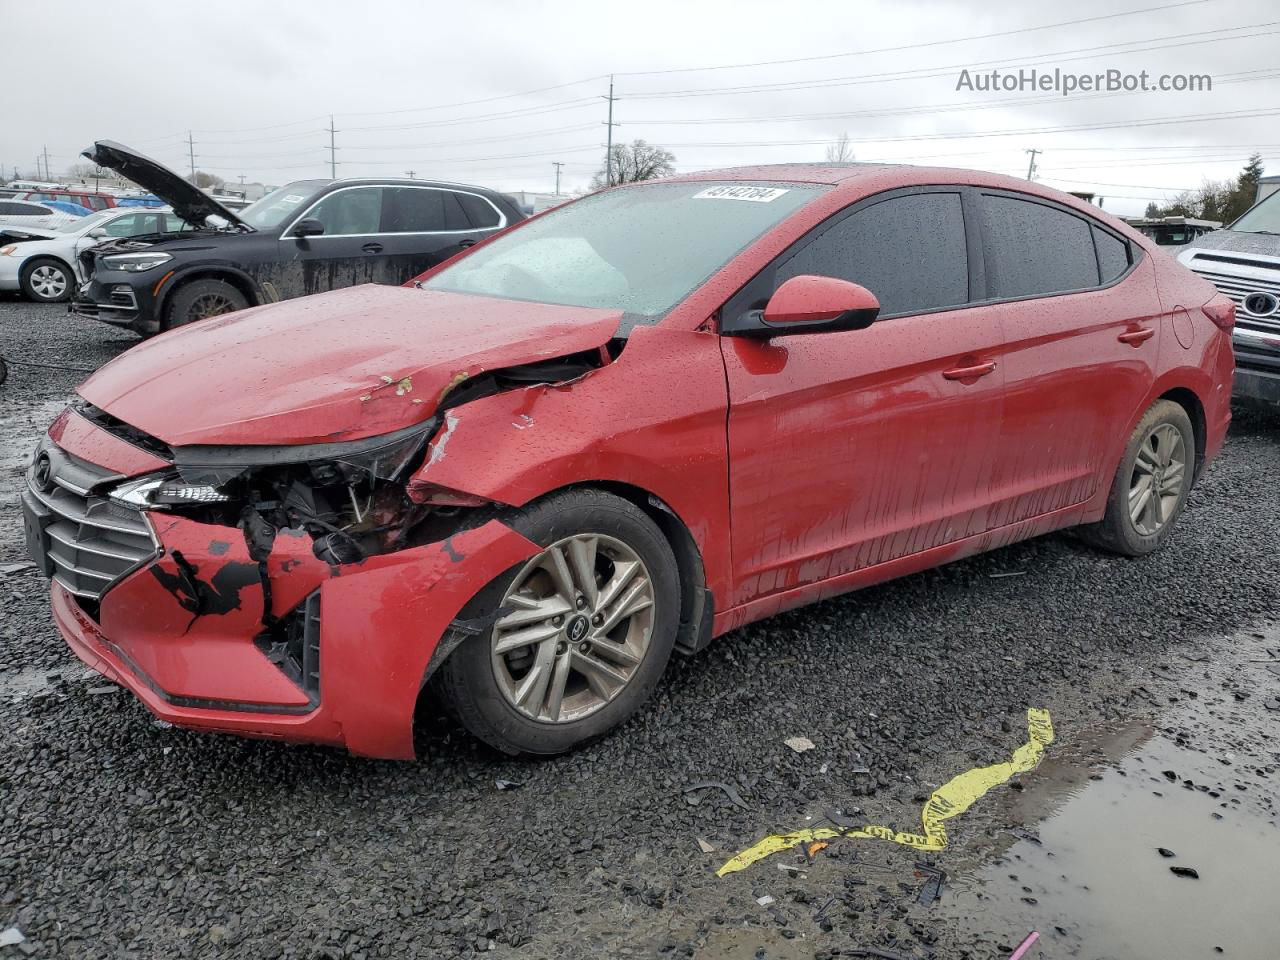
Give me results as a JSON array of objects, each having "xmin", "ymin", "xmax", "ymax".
[
  {"xmin": 784, "ymin": 736, "xmax": 816, "ymax": 753},
  {"xmin": 682, "ymin": 781, "xmax": 749, "ymax": 810}
]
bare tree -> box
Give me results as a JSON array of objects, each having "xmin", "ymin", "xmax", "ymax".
[
  {"xmin": 825, "ymin": 132, "xmax": 855, "ymax": 163},
  {"xmin": 591, "ymin": 140, "xmax": 676, "ymax": 189},
  {"xmin": 191, "ymin": 170, "xmax": 226, "ymax": 189}
]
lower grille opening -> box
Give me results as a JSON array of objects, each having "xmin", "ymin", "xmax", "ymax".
[{"xmin": 254, "ymin": 592, "xmax": 321, "ymax": 706}]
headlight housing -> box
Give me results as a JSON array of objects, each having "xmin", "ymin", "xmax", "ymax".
[{"xmin": 100, "ymin": 252, "xmax": 173, "ymax": 273}]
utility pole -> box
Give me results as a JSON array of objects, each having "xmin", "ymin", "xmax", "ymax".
[
  {"xmin": 187, "ymin": 131, "xmax": 197, "ymax": 183},
  {"xmin": 602, "ymin": 76, "xmax": 620, "ymax": 187},
  {"xmin": 552, "ymin": 161, "xmax": 564, "ymax": 195},
  {"xmin": 326, "ymin": 115, "xmax": 339, "ymax": 179},
  {"xmin": 42, "ymin": 145, "xmax": 51, "ymax": 181},
  {"xmin": 1024, "ymin": 148, "xmax": 1041, "ymax": 181},
  {"xmin": 405, "ymin": 170, "xmax": 416, "ymax": 179}
]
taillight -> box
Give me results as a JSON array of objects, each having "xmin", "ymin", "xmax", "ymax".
[{"xmin": 1202, "ymin": 297, "xmax": 1235, "ymax": 331}]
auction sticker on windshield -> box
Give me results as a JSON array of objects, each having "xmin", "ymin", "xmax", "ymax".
[{"xmin": 693, "ymin": 185, "xmax": 790, "ymax": 202}]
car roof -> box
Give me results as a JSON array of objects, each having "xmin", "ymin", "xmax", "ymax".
[
  {"xmin": 327, "ymin": 177, "xmax": 503, "ymax": 194},
  {"xmin": 659, "ymin": 161, "xmax": 1129, "ymax": 223}
]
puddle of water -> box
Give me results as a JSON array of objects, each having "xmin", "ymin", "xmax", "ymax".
[{"xmin": 935, "ymin": 630, "xmax": 1280, "ymax": 960}]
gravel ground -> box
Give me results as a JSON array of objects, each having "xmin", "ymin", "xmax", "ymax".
[{"xmin": 1, "ymin": 296, "xmax": 1278, "ymax": 959}]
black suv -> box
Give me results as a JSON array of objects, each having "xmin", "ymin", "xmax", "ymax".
[{"xmin": 71, "ymin": 141, "xmax": 525, "ymax": 335}]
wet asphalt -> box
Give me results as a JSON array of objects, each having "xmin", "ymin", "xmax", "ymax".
[{"xmin": 1, "ymin": 295, "xmax": 1279, "ymax": 960}]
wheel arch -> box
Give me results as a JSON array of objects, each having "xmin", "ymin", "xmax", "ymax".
[
  {"xmin": 1157, "ymin": 385, "xmax": 1207, "ymax": 482},
  {"xmin": 20, "ymin": 254, "xmax": 76, "ymax": 292},
  {"xmin": 156, "ymin": 266, "xmax": 261, "ymax": 323}
]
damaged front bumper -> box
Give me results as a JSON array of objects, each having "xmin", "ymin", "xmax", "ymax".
[{"xmin": 28, "ymin": 409, "xmax": 539, "ymax": 760}]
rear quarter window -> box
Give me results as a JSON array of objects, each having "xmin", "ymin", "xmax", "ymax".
[
  {"xmin": 455, "ymin": 192, "xmax": 502, "ymax": 229},
  {"xmin": 981, "ymin": 194, "xmax": 1100, "ymax": 299},
  {"xmin": 1093, "ymin": 226, "xmax": 1131, "ymax": 283}
]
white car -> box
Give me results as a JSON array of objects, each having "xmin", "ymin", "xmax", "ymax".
[
  {"xmin": 0, "ymin": 206, "xmax": 184, "ymax": 303},
  {"xmin": 0, "ymin": 198, "xmax": 85, "ymax": 235}
]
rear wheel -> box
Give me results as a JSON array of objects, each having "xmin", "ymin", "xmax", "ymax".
[
  {"xmin": 20, "ymin": 258, "xmax": 73, "ymax": 302},
  {"xmin": 436, "ymin": 490, "xmax": 680, "ymax": 755},
  {"xmin": 165, "ymin": 278, "xmax": 248, "ymax": 329},
  {"xmin": 1079, "ymin": 399, "xmax": 1195, "ymax": 556}
]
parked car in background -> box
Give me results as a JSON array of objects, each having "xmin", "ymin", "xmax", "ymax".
[
  {"xmin": 42, "ymin": 200, "xmax": 94, "ymax": 218},
  {"xmin": 1124, "ymin": 215, "xmax": 1220, "ymax": 246},
  {"xmin": 1, "ymin": 206, "xmax": 186, "ymax": 303},
  {"xmin": 0, "ymin": 199, "xmax": 86, "ymax": 236},
  {"xmin": 1178, "ymin": 188, "xmax": 1280, "ymax": 409},
  {"xmin": 25, "ymin": 164, "xmax": 1233, "ymax": 759},
  {"xmin": 71, "ymin": 140, "xmax": 526, "ymax": 334},
  {"xmin": 8, "ymin": 188, "xmax": 119, "ymax": 211}
]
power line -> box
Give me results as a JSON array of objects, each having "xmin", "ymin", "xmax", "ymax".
[
  {"xmin": 615, "ymin": 0, "xmax": 1212, "ymax": 77},
  {"xmin": 625, "ymin": 21, "xmax": 1280, "ymax": 100}
]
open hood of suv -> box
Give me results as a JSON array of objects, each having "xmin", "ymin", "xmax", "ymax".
[
  {"xmin": 77, "ymin": 284, "xmax": 623, "ymax": 447},
  {"xmin": 81, "ymin": 140, "xmax": 250, "ymax": 231}
]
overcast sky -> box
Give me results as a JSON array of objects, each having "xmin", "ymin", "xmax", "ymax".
[{"xmin": 3, "ymin": 0, "xmax": 1276, "ymax": 215}]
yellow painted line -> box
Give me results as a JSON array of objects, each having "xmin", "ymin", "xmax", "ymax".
[{"xmin": 716, "ymin": 708, "xmax": 1054, "ymax": 877}]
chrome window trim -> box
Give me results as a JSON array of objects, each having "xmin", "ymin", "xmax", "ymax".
[{"xmin": 281, "ymin": 183, "xmax": 507, "ymax": 239}]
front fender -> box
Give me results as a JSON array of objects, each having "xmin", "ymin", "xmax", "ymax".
[{"xmin": 406, "ymin": 324, "xmax": 734, "ymax": 602}]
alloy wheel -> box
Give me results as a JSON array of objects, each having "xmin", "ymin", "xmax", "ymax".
[
  {"xmin": 189, "ymin": 292, "xmax": 238, "ymax": 321},
  {"xmin": 1128, "ymin": 422, "xmax": 1187, "ymax": 536},
  {"xmin": 491, "ymin": 533, "xmax": 656, "ymax": 724},
  {"xmin": 30, "ymin": 265, "xmax": 68, "ymax": 300}
]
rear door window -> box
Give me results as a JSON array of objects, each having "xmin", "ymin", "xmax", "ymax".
[
  {"xmin": 775, "ymin": 191, "xmax": 969, "ymax": 316},
  {"xmin": 980, "ymin": 194, "xmax": 1100, "ymax": 298},
  {"xmin": 304, "ymin": 187, "xmax": 383, "ymax": 235}
]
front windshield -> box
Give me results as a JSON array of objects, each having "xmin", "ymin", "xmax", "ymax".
[
  {"xmin": 1230, "ymin": 190, "xmax": 1280, "ymax": 234},
  {"xmin": 425, "ymin": 180, "xmax": 827, "ymax": 320},
  {"xmin": 55, "ymin": 210, "xmax": 115, "ymax": 234},
  {"xmin": 240, "ymin": 180, "xmax": 330, "ymax": 229}
]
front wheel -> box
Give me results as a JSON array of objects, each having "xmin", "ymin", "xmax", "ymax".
[
  {"xmin": 20, "ymin": 258, "xmax": 74, "ymax": 302},
  {"xmin": 1079, "ymin": 399, "xmax": 1195, "ymax": 556},
  {"xmin": 436, "ymin": 490, "xmax": 680, "ymax": 755},
  {"xmin": 164, "ymin": 278, "xmax": 248, "ymax": 329}
]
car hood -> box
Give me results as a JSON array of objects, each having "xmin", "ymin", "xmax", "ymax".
[
  {"xmin": 1181, "ymin": 228, "xmax": 1280, "ymax": 259},
  {"xmin": 81, "ymin": 140, "xmax": 249, "ymax": 231},
  {"xmin": 77, "ymin": 284, "xmax": 623, "ymax": 447}
]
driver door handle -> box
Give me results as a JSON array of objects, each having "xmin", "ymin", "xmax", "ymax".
[
  {"xmin": 361, "ymin": 242, "xmax": 384, "ymax": 254},
  {"xmin": 942, "ymin": 360, "xmax": 997, "ymax": 381},
  {"xmin": 458, "ymin": 239, "xmax": 477, "ymax": 248}
]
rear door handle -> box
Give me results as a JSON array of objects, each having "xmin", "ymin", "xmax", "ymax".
[
  {"xmin": 942, "ymin": 360, "xmax": 997, "ymax": 381},
  {"xmin": 362, "ymin": 242, "xmax": 384, "ymax": 254},
  {"xmin": 1118, "ymin": 326, "xmax": 1155, "ymax": 346}
]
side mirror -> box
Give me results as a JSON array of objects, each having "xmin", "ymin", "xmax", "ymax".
[
  {"xmin": 87, "ymin": 227, "xmax": 108, "ymax": 238},
  {"xmin": 723, "ymin": 275, "xmax": 881, "ymax": 338},
  {"xmin": 290, "ymin": 218, "xmax": 325, "ymax": 238}
]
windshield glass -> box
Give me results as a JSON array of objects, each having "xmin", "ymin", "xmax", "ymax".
[
  {"xmin": 240, "ymin": 180, "xmax": 330, "ymax": 229},
  {"xmin": 425, "ymin": 180, "xmax": 827, "ymax": 320},
  {"xmin": 55, "ymin": 210, "xmax": 115, "ymax": 234},
  {"xmin": 1230, "ymin": 190, "xmax": 1280, "ymax": 234}
]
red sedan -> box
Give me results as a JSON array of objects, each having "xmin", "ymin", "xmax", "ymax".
[{"xmin": 24, "ymin": 164, "xmax": 1234, "ymax": 759}]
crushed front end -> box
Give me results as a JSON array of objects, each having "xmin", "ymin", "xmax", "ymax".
[{"xmin": 24, "ymin": 402, "xmax": 538, "ymax": 759}]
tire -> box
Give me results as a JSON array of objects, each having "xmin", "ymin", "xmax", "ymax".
[
  {"xmin": 436, "ymin": 489, "xmax": 681, "ymax": 756},
  {"xmin": 20, "ymin": 257, "xmax": 74, "ymax": 303},
  {"xmin": 164, "ymin": 278, "xmax": 248, "ymax": 329},
  {"xmin": 1079, "ymin": 399, "xmax": 1195, "ymax": 557}
]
